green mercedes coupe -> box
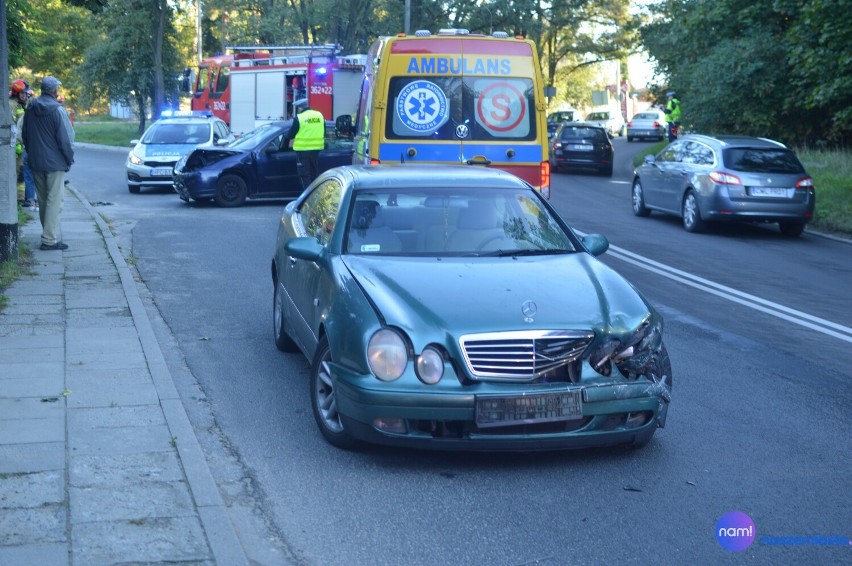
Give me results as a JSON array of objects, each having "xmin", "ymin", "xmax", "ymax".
[{"xmin": 271, "ymin": 165, "xmax": 672, "ymax": 451}]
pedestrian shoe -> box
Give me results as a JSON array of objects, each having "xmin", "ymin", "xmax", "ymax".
[{"xmin": 40, "ymin": 242, "xmax": 69, "ymax": 251}]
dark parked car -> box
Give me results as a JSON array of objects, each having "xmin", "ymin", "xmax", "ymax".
[
  {"xmin": 272, "ymin": 164, "xmax": 673, "ymax": 451},
  {"xmin": 173, "ymin": 120, "xmax": 354, "ymax": 207},
  {"xmin": 632, "ymin": 134, "xmax": 815, "ymax": 236},
  {"xmin": 550, "ymin": 122, "xmax": 614, "ymax": 176}
]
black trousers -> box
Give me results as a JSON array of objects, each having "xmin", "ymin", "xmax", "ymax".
[{"xmin": 296, "ymin": 150, "xmax": 321, "ymax": 189}]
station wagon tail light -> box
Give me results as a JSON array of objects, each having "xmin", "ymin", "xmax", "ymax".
[
  {"xmin": 795, "ymin": 176, "xmax": 814, "ymax": 190},
  {"xmin": 416, "ymin": 347, "xmax": 444, "ymax": 384},
  {"xmin": 370, "ymin": 158, "xmax": 381, "ymax": 165},
  {"xmin": 709, "ymin": 171, "xmax": 742, "ymax": 185},
  {"xmin": 368, "ymin": 329, "xmax": 408, "ymax": 381},
  {"xmin": 627, "ymin": 121, "xmax": 633, "ymax": 127}
]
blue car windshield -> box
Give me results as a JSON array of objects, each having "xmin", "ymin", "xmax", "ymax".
[
  {"xmin": 345, "ymin": 187, "xmax": 577, "ymax": 256},
  {"xmin": 229, "ymin": 123, "xmax": 282, "ymax": 150}
]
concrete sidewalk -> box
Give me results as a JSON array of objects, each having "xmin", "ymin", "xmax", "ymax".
[{"xmin": 0, "ymin": 186, "xmax": 261, "ymax": 565}]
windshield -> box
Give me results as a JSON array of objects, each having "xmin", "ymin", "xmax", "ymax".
[
  {"xmin": 386, "ymin": 77, "xmax": 537, "ymax": 141},
  {"xmin": 723, "ymin": 148, "xmax": 806, "ymax": 174},
  {"xmin": 345, "ymin": 187, "xmax": 577, "ymax": 256},
  {"xmin": 586, "ymin": 112, "xmax": 607, "ymax": 120},
  {"xmin": 229, "ymin": 123, "xmax": 282, "ymax": 150},
  {"xmin": 143, "ymin": 122, "xmax": 210, "ymax": 144}
]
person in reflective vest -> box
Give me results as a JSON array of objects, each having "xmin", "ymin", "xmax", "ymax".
[
  {"xmin": 287, "ymin": 98, "xmax": 325, "ymax": 188},
  {"xmin": 665, "ymin": 91, "xmax": 681, "ymax": 141}
]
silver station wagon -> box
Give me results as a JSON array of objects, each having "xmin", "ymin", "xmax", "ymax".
[{"xmin": 631, "ymin": 134, "xmax": 816, "ymax": 236}]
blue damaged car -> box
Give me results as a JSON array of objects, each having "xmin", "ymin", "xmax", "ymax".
[
  {"xmin": 173, "ymin": 120, "xmax": 354, "ymax": 207},
  {"xmin": 272, "ymin": 164, "xmax": 673, "ymax": 451}
]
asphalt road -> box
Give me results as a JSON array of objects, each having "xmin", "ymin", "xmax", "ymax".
[{"xmin": 69, "ymin": 141, "xmax": 851, "ymax": 564}]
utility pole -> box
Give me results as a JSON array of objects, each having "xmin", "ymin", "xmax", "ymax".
[
  {"xmin": 1, "ymin": 0, "xmax": 20, "ymax": 262},
  {"xmin": 196, "ymin": 0, "xmax": 203, "ymax": 61},
  {"xmin": 405, "ymin": 0, "xmax": 410, "ymax": 34}
]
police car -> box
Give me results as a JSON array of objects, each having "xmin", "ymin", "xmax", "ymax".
[{"xmin": 126, "ymin": 110, "xmax": 234, "ymax": 193}]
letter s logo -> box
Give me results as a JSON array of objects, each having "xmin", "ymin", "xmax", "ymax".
[{"xmin": 490, "ymin": 94, "xmax": 511, "ymax": 121}]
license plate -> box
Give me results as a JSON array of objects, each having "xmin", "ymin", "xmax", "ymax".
[
  {"xmin": 151, "ymin": 167, "xmax": 173, "ymax": 176},
  {"xmin": 750, "ymin": 187, "xmax": 788, "ymax": 197},
  {"xmin": 567, "ymin": 144, "xmax": 593, "ymax": 151},
  {"xmin": 476, "ymin": 391, "xmax": 582, "ymax": 428}
]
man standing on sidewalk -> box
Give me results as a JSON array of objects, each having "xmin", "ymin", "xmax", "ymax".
[{"xmin": 22, "ymin": 76, "xmax": 74, "ymax": 251}]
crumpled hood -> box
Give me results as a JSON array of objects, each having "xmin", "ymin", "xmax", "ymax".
[{"xmin": 342, "ymin": 253, "xmax": 653, "ymax": 341}]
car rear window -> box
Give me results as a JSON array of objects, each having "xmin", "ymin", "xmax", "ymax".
[
  {"xmin": 723, "ymin": 148, "xmax": 805, "ymax": 174},
  {"xmin": 560, "ymin": 127, "xmax": 607, "ymax": 141},
  {"xmin": 633, "ymin": 112, "xmax": 659, "ymax": 120},
  {"xmin": 586, "ymin": 112, "xmax": 607, "ymax": 120}
]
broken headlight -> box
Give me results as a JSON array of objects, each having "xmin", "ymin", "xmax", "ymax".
[{"xmin": 588, "ymin": 315, "xmax": 663, "ymax": 378}]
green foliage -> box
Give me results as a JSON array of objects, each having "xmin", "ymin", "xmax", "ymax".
[
  {"xmin": 798, "ymin": 148, "xmax": 852, "ymax": 235},
  {"xmin": 73, "ymin": 121, "xmax": 140, "ymax": 146},
  {"xmin": 641, "ymin": 0, "xmax": 852, "ymax": 144},
  {"xmin": 76, "ymin": 0, "xmax": 182, "ymax": 131}
]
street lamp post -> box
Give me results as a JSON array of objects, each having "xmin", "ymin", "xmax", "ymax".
[{"xmin": 481, "ymin": 5, "xmax": 493, "ymax": 35}]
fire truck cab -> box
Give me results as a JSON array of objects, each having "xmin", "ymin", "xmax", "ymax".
[{"xmin": 191, "ymin": 45, "xmax": 365, "ymax": 136}]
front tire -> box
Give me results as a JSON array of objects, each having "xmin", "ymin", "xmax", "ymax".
[
  {"xmin": 273, "ymin": 280, "xmax": 299, "ymax": 352},
  {"xmin": 632, "ymin": 179, "xmax": 651, "ymax": 217},
  {"xmin": 682, "ymin": 190, "xmax": 706, "ymax": 233},
  {"xmin": 310, "ymin": 336, "xmax": 358, "ymax": 450},
  {"xmin": 214, "ymin": 174, "xmax": 247, "ymax": 207},
  {"xmin": 128, "ymin": 184, "xmax": 140, "ymax": 194}
]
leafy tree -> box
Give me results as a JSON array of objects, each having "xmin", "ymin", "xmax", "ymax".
[
  {"xmin": 77, "ymin": 0, "xmax": 181, "ymax": 131},
  {"xmin": 641, "ymin": 0, "xmax": 851, "ymax": 144}
]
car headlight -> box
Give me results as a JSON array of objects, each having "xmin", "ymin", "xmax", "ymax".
[
  {"xmin": 415, "ymin": 347, "xmax": 444, "ymax": 384},
  {"xmin": 128, "ymin": 153, "xmax": 142, "ymax": 165},
  {"xmin": 588, "ymin": 315, "xmax": 663, "ymax": 378},
  {"xmin": 367, "ymin": 328, "xmax": 408, "ymax": 381}
]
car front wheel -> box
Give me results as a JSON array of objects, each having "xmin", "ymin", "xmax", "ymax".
[
  {"xmin": 273, "ymin": 280, "xmax": 299, "ymax": 352},
  {"xmin": 682, "ymin": 190, "xmax": 706, "ymax": 232},
  {"xmin": 128, "ymin": 184, "xmax": 140, "ymax": 194},
  {"xmin": 214, "ymin": 174, "xmax": 247, "ymax": 207},
  {"xmin": 311, "ymin": 336, "xmax": 358, "ymax": 450},
  {"xmin": 632, "ymin": 179, "xmax": 651, "ymax": 217}
]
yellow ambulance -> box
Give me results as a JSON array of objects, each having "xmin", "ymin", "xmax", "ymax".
[{"xmin": 353, "ymin": 29, "xmax": 552, "ymax": 197}]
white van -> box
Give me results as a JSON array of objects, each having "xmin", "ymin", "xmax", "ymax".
[{"xmin": 584, "ymin": 110, "xmax": 626, "ymax": 137}]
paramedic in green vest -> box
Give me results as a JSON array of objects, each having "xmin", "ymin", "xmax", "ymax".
[
  {"xmin": 287, "ymin": 98, "xmax": 325, "ymax": 189},
  {"xmin": 665, "ymin": 91, "xmax": 681, "ymax": 142}
]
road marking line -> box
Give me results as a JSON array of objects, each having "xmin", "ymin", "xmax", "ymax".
[{"xmin": 579, "ymin": 233, "xmax": 852, "ymax": 343}]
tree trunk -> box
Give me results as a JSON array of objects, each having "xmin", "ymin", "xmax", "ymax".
[
  {"xmin": 1, "ymin": 0, "xmax": 20, "ymax": 263},
  {"xmin": 150, "ymin": 0, "xmax": 168, "ymax": 122}
]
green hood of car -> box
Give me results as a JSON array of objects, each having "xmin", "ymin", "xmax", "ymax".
[{"xmin": 342, "ymin": 253, "xmax": 653, "ymax": 343}]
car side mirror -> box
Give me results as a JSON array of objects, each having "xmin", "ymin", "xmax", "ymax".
[
  {"xmin": 581, "ymin": 234, "xmax": 609, "ymax": 257},
  {"xmin": 335, "ymin": 115, "xmax": 353, "ymax": 138},
  {"xmin": 644, "ymin": 154, "xmax": 656, "ymax": 164},
  {"xmin": 285, "ymin": 237, "xmax": 324, "ymax": 261},
  {"xmin": 130, "ymin": 139, "xmax": 140, "ymax": 146}
]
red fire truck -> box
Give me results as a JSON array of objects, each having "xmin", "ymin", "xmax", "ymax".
[{"xmin": 191, "ymin": 44, "xmax": 365, "ymax": 135}]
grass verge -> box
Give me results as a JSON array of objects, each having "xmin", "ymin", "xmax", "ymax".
[
  {"xmin": 0, "ymin": 206, "xmax": 36, "ymax": 313},
  {"xmin": 74, "ymin": 120, "xmax": 141, "ymax": 147}
]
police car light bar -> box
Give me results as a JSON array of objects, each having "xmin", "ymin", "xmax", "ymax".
[{"xmin": 161, "ymin": 110, "xmax": 213, "ymax": 118}]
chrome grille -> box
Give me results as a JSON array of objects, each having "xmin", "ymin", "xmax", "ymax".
[{"xmin": 460, "ymin": 330, "xmax": 595, "ymax": 381}]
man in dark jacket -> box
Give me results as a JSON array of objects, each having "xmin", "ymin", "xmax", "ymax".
[{"xmin": 22, "ymin": 76, "xmax": 74, "ymax": 250}]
